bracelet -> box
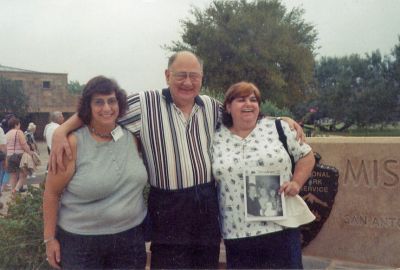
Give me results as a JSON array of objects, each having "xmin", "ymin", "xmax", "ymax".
[{"xmin": 43, "ymin": 237, "xmax": 56, "ymax": 244}]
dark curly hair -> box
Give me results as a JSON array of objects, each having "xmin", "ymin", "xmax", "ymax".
[
  {"xmin": 77, "ymin": 76, "xmax": 127, "ymax": 125},
  {"xmin": 222, "ymin": 81, "xmax": 263, "ymax": 128}
]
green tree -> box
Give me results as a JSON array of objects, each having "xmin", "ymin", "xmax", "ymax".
[
  {"xmin": 313, "ymin": 55, "xmax": 360, "ymax": 127},
  {"xmin": 260, "ymin": 100, "xmax": 293, "ymax": 117},
  {"xmin": 313, "ymin": 50, "xmax": 398, "ymax": 128},
  {"xmin": 167, "ymin": 0, "xmax": 317, "ymax": 109},
  {"xmin": 67, "ymin": 80, "xmax": 85, "ymax": 94},
  {"xmin": 389, "ymin": 36, "xmax": 400, "ymax": 85},
  {"xmin": 0, "ymin": 76, "xmax": 29, "ymax": 116},
  {"xmin": 388, "ymin": 36, "xmax": 400, "ymax": 120}
]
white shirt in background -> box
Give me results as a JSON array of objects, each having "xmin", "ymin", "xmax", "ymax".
[
  {"xmin": 44, "ymin": 122, "xmax": 60, "ymax": 150},
  {"xmin": 0, "ymin": 127, "xmax": 6, "ymax": 145}
]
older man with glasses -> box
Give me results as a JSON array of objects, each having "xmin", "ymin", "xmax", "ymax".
[{"xmin": 49, "ymin": 51, "xmax": 303, "ymax": 269}]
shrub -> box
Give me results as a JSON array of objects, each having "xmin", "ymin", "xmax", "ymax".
[
  {"xmin": 260, "ymin": 100, "xmax": 293, "ymax": 118},
  {"xmin": 201, "ymin": 87, "xmax": 225, "ymax": 102},
  {"xmin": 0, "ymin": 185, "xmax": 50, "ymax": 269}
]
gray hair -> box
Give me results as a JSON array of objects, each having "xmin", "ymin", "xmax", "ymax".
[
  {"xmin": 50, "ymin": 111, "xmax": 63, "ymax": 123},
  {"xmin": 27, "ymin": 122, "xmax": 36, "ymax": 132},
  {"xmin": 167, "ymin": 51, "xmax": 203, "ymax": 70}
]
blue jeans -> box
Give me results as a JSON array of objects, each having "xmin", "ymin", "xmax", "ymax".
[
  {"xmin": 57, "ymin": 224, "xmax": 146, "ymax": 270},
  {"xmin": 224, "ymin": 228, "xmax": 303, "ymax": 269},
  {"xmin": 0, "ymin": 162, "xmax": 5, "ymax": 187}
]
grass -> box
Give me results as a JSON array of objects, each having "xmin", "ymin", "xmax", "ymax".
[
  {"xmin": 305, "ymin": 124, "xmax": 400, "ymax": 137},
  {"xmin": 346, "ymin": 128, "xmax": 400, "ymax": 137}
]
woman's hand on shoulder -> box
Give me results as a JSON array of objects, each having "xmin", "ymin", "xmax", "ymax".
[
  {"xmin": 279, "ymin": 117, "xmax": 305, "ymax": 143},
  {"xmin": 49, "ymin": 127, "xmax": 73, "ymax": 173},
  {"xmin": 45, "ymin": 134, "xmax": 77, "ymax": 192},
  {"xmin": 45, "ymin": 239, "xmax": 61, "ymax": 269},
  {"xmin": 60, "ymin": 133, "xmax": 77, "ymax": 176}
]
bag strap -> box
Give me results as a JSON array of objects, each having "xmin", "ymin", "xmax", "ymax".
[
  {"xmin": 275, "ymin": 119, "xmax": 295, "ymax": 174},
  {"xmin": 13, "ymin": 130, "xmax": 18, "ymax": 153}
]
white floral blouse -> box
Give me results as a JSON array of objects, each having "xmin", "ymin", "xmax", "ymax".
[{"xmin": 212, "ymin": 118, "xmax": 312, "ymax": 239}]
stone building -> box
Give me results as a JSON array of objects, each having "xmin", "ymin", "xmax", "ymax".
[{"xmin": 0, "ymin": 64, "xmax": 79, "ymax": 139}]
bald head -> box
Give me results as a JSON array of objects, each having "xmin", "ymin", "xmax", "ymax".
[{"xmin": 168, "ymin": 51, "xmax": 203, "ymax": 71}]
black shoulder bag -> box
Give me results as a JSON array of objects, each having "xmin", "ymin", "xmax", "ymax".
[
  {"xmin": 8, "ymin": 131, "xmax": 21, "ymax": 165},
  {"xmin": 275, "ymin": 119, "xmax": 295, "ymax": 174}
]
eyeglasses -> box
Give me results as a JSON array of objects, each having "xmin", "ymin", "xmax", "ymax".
[
  {"xmin": 91, "ymin": 97, "xmax": 118, "ymax": 108},
  {"xmin": 170, "ymin": 71, "xmax": 203, "ymax": 82}
]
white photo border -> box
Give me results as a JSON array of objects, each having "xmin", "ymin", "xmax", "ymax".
[{"xmin": 244, "ymin": 170, "xmax": 287, "ymax": 222}]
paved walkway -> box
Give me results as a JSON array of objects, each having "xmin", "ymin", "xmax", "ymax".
[
  {"xmin": 217, "ymin": 243, "xmax": 391, "ymax": 269},
  {"xmin": 0, "ymin": 142, "xmax": 394, "ymax": 269}
]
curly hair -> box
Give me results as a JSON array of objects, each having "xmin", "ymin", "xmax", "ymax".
[
  {"xmin": 222, "ymin": 81, "xmax": 263, "ymax": 128},
  {"xmin": 77, "ymin": 76, "xmax": 127, "ymax": 125}
]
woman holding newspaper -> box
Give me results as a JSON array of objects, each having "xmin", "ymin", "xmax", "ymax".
[{"xmin": 212, "ymin": 81, "xmax": 315, "ymax": 269}]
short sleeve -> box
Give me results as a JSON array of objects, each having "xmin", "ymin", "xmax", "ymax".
[
  {"xmin": 0, "ymin": 128, "xmax": 5, "ymax": 145},
  {"xmin": 118, "ymin": 93, "xmax": 142, "ymax": 136},
  {"xmin": 281, "ymin": 121, "xmax": 312, "ymax": 162}
]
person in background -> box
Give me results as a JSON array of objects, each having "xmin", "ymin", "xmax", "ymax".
[
  {"xmin": 0, "ymin": 126, "xmax": 6, "ymax": 195},
  {"xmin": 268, "ymin": 186, "xmax": 283, "ymax": 216},
  {"xmin": 25, "ymin": 122, "xmax": 39, "ymax": 154},
  {"xmin": 0, "ymin": 113, "xmax": 15, "ymax": 134},
  {"xmin": 258, "ymin": 186, "xmax": 273, "ymax": 216},
  {"xmin": 246, "ymin": 183, "xmax": 261, "ymax": 216},
  {"xmin": 5, "ymin": 117, "xmax": 32, "ymax": 195},
  {"xmin": 43, "ymin": 76, "xmax": 148, "ymax": 269},
  {"xmin": 49, "ymin": 51, "xmax": 305, "ymax": 269},
  {"xmin": 212, "ymin": 81, "xmax": 315, "ymax": 269},
  {"xmin": 21, "ymin": 122, "xmax": 41, "ymax": 179},
  {"xmin": 43, "ymin": 111, "xmax": 64, "ymax": 154}
]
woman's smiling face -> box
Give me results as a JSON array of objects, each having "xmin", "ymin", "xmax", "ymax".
[
  {"xmin": 227, "ymin": 93, "xmax": 260, "ymax": 128},
  {"xmin": 90, "ymin": 92, "xmax": 119, "ymax": 127}
]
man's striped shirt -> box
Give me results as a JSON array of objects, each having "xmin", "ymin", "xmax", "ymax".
[{"xmin": 118, "ymin": 88, "xmax": 222, "ymax": 190}]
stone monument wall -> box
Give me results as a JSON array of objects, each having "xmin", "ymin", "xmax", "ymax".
[{"xmin": 304, "ymin": 137, "xmax": 400, "ymax": 267}]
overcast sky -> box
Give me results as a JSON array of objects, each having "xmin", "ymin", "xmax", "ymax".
[{"xmin": 1, "ymin": 0, "xmax": 399, "ymax": 94}]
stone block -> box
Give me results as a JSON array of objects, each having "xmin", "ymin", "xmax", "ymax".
[{"xmin": 303, "ymin": 137, "xmax": 400, "ymax": 267}]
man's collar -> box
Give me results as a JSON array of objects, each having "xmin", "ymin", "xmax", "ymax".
[{"xmin": 162, "ymin": 88, "xmax": 204, "ymax": 107}]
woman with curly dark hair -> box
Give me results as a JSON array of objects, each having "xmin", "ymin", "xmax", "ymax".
[{"xmin": 43, "ymin": 76, "xmax": 148, "ymax": 269}]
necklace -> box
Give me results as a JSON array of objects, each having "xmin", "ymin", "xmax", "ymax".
[{"xmin": 90, "ymin": 126, "xmax": 113, "ymax": 139}]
